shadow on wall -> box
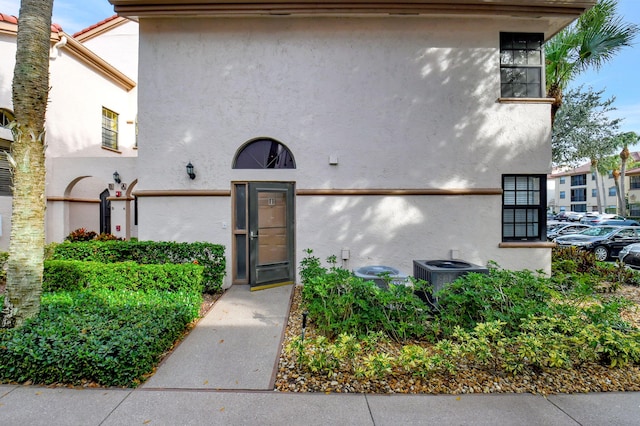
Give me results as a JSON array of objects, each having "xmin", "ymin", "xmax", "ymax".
[{"xmin": 136, "ymin": 18, "xmax": 550, "ymax": 260}]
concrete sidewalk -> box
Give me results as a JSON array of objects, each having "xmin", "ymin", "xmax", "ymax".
[
  {"xmin": 1, "ymin": 283, "xmax": 640, "ymax": 425},
  {"xmin": 1, "ymin": 385, "xmax": 639, "ymax": 425}
]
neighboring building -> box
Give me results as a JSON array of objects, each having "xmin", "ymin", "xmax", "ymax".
[
  {"xmin": 0, "ymin": 13, "xmax": 138, "ymax": 250},
  {"xmin": 106, "ymin": 0, "xmax": 594, "ymax": 288},
  {"xmin": 625, "ymin": 167, "xmax": 640, "ymax": 217},
  {"xmin": 549, "ymin": 152, "xmax": 640, "ymax": 215}
]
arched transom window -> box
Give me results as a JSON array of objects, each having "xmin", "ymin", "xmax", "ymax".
[
  {"xmin": 0, "ymin": 108, "xmax": 14, "ymax": 128},
  {"xmin": 233, "ymin": 138, "xmax": 295, "ymax": 169}
]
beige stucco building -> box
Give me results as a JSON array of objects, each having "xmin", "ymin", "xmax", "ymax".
[
  {"xmin": 0, "ymin": 14, "xmax": 139, "ymax": 250},
  {"xmin": 105, "ymin": 0, "xmax": 594, "ymax": 288},
  {"xmin": 2, "ymin": 1, "xmax": 596, "ymax": 289},
  {"xmin": 549, "ymin": 153, "xmax": 640, "ymax": 216}
]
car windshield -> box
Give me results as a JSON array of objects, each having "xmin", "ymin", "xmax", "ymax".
[{"xmin": 578, "ymin": 226, "xmax": 618, "ymax": 237}]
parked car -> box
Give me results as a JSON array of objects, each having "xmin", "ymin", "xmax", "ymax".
[
  {"xmin": 599, "ymin": 219, "xmax": 640, "ymax": 227},
  {"xmin": 547, "ymin": 223, "xmax": 591, "ymax": 241},
  {"xmin": 567, "ymin": 212, "xmax": 586, "ymax": 222},
  {"xmin": 579, "ymin": 213, "xmax": 624, "ymax": 225},
  {"xmin": 554, "ymin": 226, "xmax": 640, "ymax": 261},
  {"xmin": 554, "ymin": 211, "xmax": 571, "ymax": 221},
  {"xmin": 618, "ymin": 243, "xmax": 640, "ymax": 269}
]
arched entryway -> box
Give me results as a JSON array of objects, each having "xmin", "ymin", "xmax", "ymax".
[{"xmin": 232, "ymin": 138, "xmax": 296, "ymax": 290}]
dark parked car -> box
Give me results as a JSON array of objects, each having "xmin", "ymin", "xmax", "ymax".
[
  {"xmin": 554, "ymin": 226, "xmax": 640, "ymax": 261},
  {"xmin": 546, "ymin": 223, "xmax": 591, "ymax": 241},
  {"xmin": 619, "ymin": 243, "xmax": 640, "ymax": 269}
]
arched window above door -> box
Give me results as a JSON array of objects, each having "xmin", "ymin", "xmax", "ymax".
[
  {"xmin": 0, "ymin": 108, "xmax": 14, "ymax": 128},
  {"xmin": 233, "ymin": 138, "xmax": 296, "ymax": 169},
  {"xmin": 0, "ymin": 108, "xmax": 15, "ymax": 196}
]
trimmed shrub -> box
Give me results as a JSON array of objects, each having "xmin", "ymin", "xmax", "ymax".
[
  {"xmin": 43, "ymin": 260, "xmax": 204, "ymax": 294},
  {"xmin": 0, "ymin": 288, "xmax": 202, "ymax": 387},
  {"xmin": 51, "ymin": 240, "xmax": 225, "ymax": 293}
]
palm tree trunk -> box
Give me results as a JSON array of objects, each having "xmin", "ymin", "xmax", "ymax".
[
  {"xmin": 591, "ymin": 160, "xmax": 603, "ymax": 213},
  {"xmin": 548, "ymin": 83, "xmax": 562, "ymax": 126},
  {"xmin": 619, "ymin": 145, "xmax": 629, "ymax": 216},
  {"xmin": 1, "ymin": 0, "xmax": 53, "ymax": 328},
  {"xmin": 612, "ymin": 169, "xmax": 624, "ymax": 215}
]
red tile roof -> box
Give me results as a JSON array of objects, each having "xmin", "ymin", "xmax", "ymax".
[
  {"xmin": 0, "ymin": 13, "xmax": 18, "ymax": 25},
  {"xmin": 0, "ymin": 13, "xmax": 63, "ymax": 33},
  {"xmin": 72, "ymin": 14, "xmax": 119, "ymax": 38}
]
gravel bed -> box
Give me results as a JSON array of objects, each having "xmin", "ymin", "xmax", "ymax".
[{"xmin": 274, "ymin": 285, "xmax": 640, "ymax": 395}]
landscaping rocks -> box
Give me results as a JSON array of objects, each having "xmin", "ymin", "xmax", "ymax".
[{"xmin": 274, "ymin": 285, "xmax": 640, "ymax": 395}]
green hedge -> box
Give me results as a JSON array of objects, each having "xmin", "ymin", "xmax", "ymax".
[
  {"xmin": 0, "ymin": 289, "xmax": 202, "ymax": 387},
  {"xmin": 50, "ymin": 241, "xmax": 225, "ymax": 293},
  {"xmin": 43, "ymin": 260, "xmax": 204, "ymax": 294}
]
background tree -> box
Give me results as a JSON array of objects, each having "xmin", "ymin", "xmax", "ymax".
[
  {"xmin": 614, "ymin": 131, "xmax": 639, "ymax": 216},
  {"xmin": 1, "ymin": 0, "xmax": 54, "ymax": 328},
  {"xmin": 545, "ymin": 0, "xmax": 638, "ymax": 122},
  {"xmin": 552, "ymin": 86, "xmax": 621, "ymax": 212}
]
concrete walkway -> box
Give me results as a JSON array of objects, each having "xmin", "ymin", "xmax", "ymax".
[
  {"xmin": 143, "ymin": 284, "xmax": 292, "ymax": 390},
  {"xmin": 1, "ymin": 283, "xmax": 640, "ymax": 425}
]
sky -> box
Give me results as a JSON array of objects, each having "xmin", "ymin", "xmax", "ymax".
[
  {"xmin": 0, "ymin": 0, "xmax": 639, "ymax": 134},
  {"xmin": 0, "ymin": 0, "xmax": 115, "ymax": 35},
  {"xmin": 570, "ymin": 0, "xmax": 640, "ymax": 135}
]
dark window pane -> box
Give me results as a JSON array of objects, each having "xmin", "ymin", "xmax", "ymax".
[
  {"xmin": 235, "ymin": 184, "xmax": 246, "ymax": 230},
  {"xmin": 502, "ymin": 174, "xmax": 546, "ymax": 241},
  {"xmin": 235, "ymin": 234, "xmax": 247, "ymax": 280},
  {"xmin": 234, "ymin": 139, "xmax": 296, "ymax": 169}
]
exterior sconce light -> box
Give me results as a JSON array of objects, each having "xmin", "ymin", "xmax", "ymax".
[
  {"xmin": 186, "ymin": 162, "xmax": 196, "ymax": 180},
  {"xmin": 113, "ymin": 171, "xmax": 121, "ymax": 184}
]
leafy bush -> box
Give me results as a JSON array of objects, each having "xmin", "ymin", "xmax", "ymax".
[
  {"xmin": 0, "ymin": 288, "xmax": 202, "ymax": 387},
  {"xmin": 300, "ymin": 250, "xmax": 432, "ymax": 342},
  {"xmin": 43, "ymin": 260, "xmax": 204, "ymax": 294},
  {"xmin": 0, "ymin": 251, "xmax": 7, "ymax": 285},
  {"xmin": 65, "ymin": 228, "xmax": 97, "ymax": 242},
  {"xmin": 95, "ymin": 233, "xmax": 123, "ymax": 241},
  {"xmin": 292, "ymin": 249, "xmax": 640, "ymax": 379},
  {"xmin": 51, "ymin": 240, "xmax": 225, "ymax": 293},
  {"xmin": 433, "ymin": 265, "xmax": 558, "ymax": 336}
]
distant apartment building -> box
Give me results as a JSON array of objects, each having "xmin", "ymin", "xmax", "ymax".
[
  {"xmin": 549, "ymin": 153, "xmax": 640, "ymax": 215},
  {"xmin": 625, "ymin": 167, "xmax": 640, "ymax": 217}
]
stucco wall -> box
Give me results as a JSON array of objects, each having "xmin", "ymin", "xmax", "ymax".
[
  {"xmin": 47, "ymin": 53, "xmax": 137, "ymax": 158},
  {"xmin": 135, "ymin": 16, "xmax": 552, "ymax": 285},
  {"xmin": 81, "ymin": 20, "xmax": 139, "ymax": 80},
  {"xmin": 2, "ymin": 25, "xmax": 139, "ymax": 245}
]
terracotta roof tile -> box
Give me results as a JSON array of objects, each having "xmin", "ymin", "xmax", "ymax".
[
  {"xmin": 0, "ymin": 12, "xmax": 63, "ymax": 33},
  {"xmin": 0, "ymin": 13, "xmax": 18, "ymax": 24},
  {"xmin": 73, "ymin": 15, "xmax": 119, "ymax": 38}
]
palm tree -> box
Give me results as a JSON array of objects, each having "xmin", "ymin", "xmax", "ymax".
[
  {"xmin": 616, "ymin": 132, "xmax": 639, "ymax": 216},
  {"xmin": 1, "ymin": 0, "xmax": 54, "ymax": 328},
  {"xmin": 546, "ymin": 0, "xmax": 638, "ymax": 123},
  {"xmin": 595, "ymin": 132, "xmax": 639, "ymax": 216}
]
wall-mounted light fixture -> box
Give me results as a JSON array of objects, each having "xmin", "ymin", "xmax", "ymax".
[
  {"xmin": 113, "ymin": 171, "xmax": 121, "ymax": 184},
  {"xmin": 186, "ymin": 162, "xmax": 196, "ymax": 180}
]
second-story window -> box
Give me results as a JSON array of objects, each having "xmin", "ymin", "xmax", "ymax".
[
  {"xmin": 102, "ymin": 107, "xmax": 118, "ymax": 150},
  {"xmin": 500, "ymin": 32, "xmax": 544, "ymax": 98}
]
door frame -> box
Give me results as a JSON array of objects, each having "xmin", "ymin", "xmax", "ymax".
[{"xmin": 231, "ymin": 181, "xmax": 296, "ymax": 288}]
